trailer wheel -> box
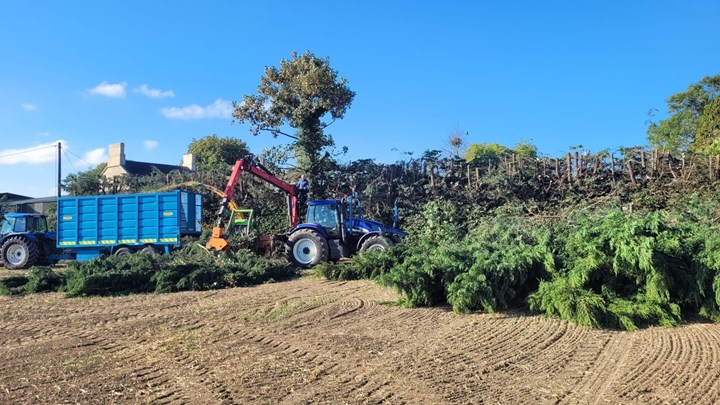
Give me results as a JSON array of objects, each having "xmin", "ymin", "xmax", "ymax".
[
  {"xmin": 140, "ymin": 246, "xmax": 159, "ymax": 257},
  {"xmin": 114, "ymin": 247, "xmax": 132, "ymax": 257},
  {"xmin": 1, "ymin": 236, "xmax": 39, "ymax": 270},
  {"xmin": 287, "ymin": 229, "xmax": 328, "ymax": 268},
  {"xmin": 360, "ymin": 235, "xmax": 392, "ymax": 253}
]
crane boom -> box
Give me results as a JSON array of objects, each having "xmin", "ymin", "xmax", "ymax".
[{"xmin": 206, "ymin": 157, "xmax": 299, "ymax": 251}]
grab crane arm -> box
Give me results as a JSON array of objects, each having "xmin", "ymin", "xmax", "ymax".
[{"xmin": 206, "ymin": 156, "xmax": 299, "ymax": 251}]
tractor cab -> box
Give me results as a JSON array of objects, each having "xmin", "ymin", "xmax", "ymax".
[
  {"xmin": 305, "ymin": 200, "xmax": 345, "ymax": 238},
  {"xmin": 1, "ymin": 213, "xmax": 49, "ymax": 236}
]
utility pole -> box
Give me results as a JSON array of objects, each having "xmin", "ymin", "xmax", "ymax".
[{"xmin": 57, "ymin": 142, "xmax": 62, "ymax": 198}]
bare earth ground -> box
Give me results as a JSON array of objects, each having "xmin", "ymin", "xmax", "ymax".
[{"xmin": 1, "ymin": 274, "xmax": 720, "ymax": 404}]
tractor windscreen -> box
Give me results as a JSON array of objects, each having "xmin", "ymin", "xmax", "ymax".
[
  {"xmin": 307, "ymin": 203, "xmax": 340, "ymax": 235},
  {"xmin": 0, "ymin": 216, "xmax": 13, "ymax": 235},
  {"xmin": 3, "ymin": 215, "xmax": 49, "ymax": 234}
]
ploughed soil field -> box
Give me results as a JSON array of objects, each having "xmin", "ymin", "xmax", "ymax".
[{"xmin": 2, "ymin": 274, "xmax": 720, "ymax": 404}]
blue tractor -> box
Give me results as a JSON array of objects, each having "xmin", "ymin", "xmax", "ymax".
[
  {"xmin": 286, "ymin": 198, "xmax": 406, "ymax": 268},
  {"xmin": 0, "ymin": 213, "xmax": 56, "ymax": 270}
]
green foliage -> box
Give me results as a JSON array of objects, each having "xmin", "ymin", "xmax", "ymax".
[
  {"xmin": 694, "ymin": 97, "xmax": 720, "ymax": 154},
  {"xmin": 529, "ymin": 278, "xmax": 608, "ymax": 328},
  {"xmin": 377, "ymin": 218, "xmax": 553, "ymax": 312},
  {"xmin": 648, "ymin": 74, "xmax": 720, "ymax": 154},
  {"xmin": 24, "ymin": 267, "xmax": 66, "ymax": 293},
  {"xmin": 464, "ymin": 143, "xmax": 510, "ymax": 164},
  {"xmin": 320, "ymin": 200, "xmax": 554, "ymax": 313},
  {"xmin": 513, "ymin": 140, "xmax": 538, "ymax": 158},
  {"xmin": 233, "ymin": 50, "xmax": 355, "ymax": 195},
  {"xmin": 309, "ymin": 192, "xmax": 720, "ymax": 331},
  {"xmin": 62, "ymin": 163, "xmax": 106, "ymax": 195},
  {"xmin": 313, "ymin": 248, "xmax": 400, "ymax": 281},
  {"xmin": 187, "ymin": 134, "xmax": 249, "ymax": 171},
  {"xmin": 0, "ymin": 275, "xmax": 29, "ymax": 296},
  {"xmin": 529, "ymin": 208, "xmax": 706, "ymax": 330},
  {"xmin": 60, "ymin": 243, "xmax": 295, "ymax": 297},
  {"xmin": 153, "ymin": 245, "xmax": 293, "ymax": 293},
  {"xmin": 445, "ymin": 220, "xmax": 554, "ymax": 313},
  {"xmin": 63, "ymin": 254, "xmax": 158, "ymax": 297},
  {"xmin": 0, "ymin": 267, "xmax": 66, "ymax": 295}
]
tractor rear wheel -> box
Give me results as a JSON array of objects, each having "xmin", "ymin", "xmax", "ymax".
[
  {"xmin": 360, "ymin": 235, "xmax": 392, "ymax": 253},
  {"xmin": 287, "ymin": 229, "xmax": 328, "ymax": 268},
  {"xmin": 1, "ymin": 236, "xmax": 40, "ymax": 270}
]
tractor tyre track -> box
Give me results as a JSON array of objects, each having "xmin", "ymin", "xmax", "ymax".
[{"xmin": 3, "ymin": 277, "xmax": 720, "ymax": 404}]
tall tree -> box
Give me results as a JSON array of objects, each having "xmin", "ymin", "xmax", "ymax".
[
  {"xmin": 233, "ymin": 51, "xmax": 355, "ymax": 195},
  {"xmin": 647, "ymin": 75, "xmax": 720, "ymax": 154},
  {"xmin": 187, "ymin": 134, "xmax": 249, "ymax": 171}
]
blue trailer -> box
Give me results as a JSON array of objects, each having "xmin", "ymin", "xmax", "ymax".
[
  {"xmin": 0, "ymin": 190, "xmax": 203, "ymax": 269},
  {"xmin": 56, "ymin": 191, "xmax": 203, "ymax": 261}
]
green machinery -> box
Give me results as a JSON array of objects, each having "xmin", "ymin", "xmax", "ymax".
[{"xmin": 227, "ymin": 209, "xmax": 255, "ymax": 235}]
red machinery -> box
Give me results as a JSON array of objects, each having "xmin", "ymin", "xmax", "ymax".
[{"xmin": 206, "ymin": 157, "xmax": 299, "ymax": 251}]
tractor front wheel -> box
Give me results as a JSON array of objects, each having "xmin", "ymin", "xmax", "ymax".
[
  {"xmin": 287, "ymin": 229, "xmax": 328, "ymax": 268},
  {"xmin": 360, "ymin": 235, "xmax": 392, "ymax": 253},
  {"xmin": 1, "ymin": 236, "xmax": 40, "ymax": 270}
]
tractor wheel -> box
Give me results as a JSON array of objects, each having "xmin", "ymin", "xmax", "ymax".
[
  {"xmin": 1, "ymin": 236, "xmax": 40, "ymax": 270},
  {"xmin": 360, "ymin": 235, "xmax": 392, "ymax": 253},
  {"xmin": 114, "ymin": 247, "xmax": 132, "ymax": 257},
  {"xmin": 287, "ymin": 229, "xmax": 328, "ymax": 268}
]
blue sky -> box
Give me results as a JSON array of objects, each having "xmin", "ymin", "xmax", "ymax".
[{"xmin": 1, "ymin": 1, "xmax": 719, "ymax": 197}]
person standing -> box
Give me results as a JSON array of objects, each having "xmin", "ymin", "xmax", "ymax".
[
  {"xmin": 296, "ymin": 174, "xmax": 309, "ymax": 193},
  {"xmin": 296, "ymin": 174, "xmax": 309, "ymax": 215}
]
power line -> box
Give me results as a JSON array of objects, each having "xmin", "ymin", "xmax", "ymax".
[
  {"xmin": 63, "ymin": 150, "xmax": 79, "ymax": 174},
  {"xmin": 0, "ymin": 144, "xmax": 57, "ymax": 159},
  {"xmin": 65, "ymin": 149, "xmax": 97, "ymax": 167}
]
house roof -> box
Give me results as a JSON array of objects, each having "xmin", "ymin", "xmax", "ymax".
[
  {"xmin": 0, "ymin": 192, "xmax": 33, "ymax": 201},
  {"xmin": 123, "ymin": 160, "xmax": 192, "ymax": 176},
  {"xmin": 10, "ymin": 196, "xmax": 58, "ymax": 204}
]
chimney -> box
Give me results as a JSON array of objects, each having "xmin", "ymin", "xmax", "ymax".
[
  {"xmin": 182, "ymin": 154, "xmax": 196, "ymax": 171},
  {"xmin": 108, "ymin": 143, "xmax": 126, "ymax": 167}
]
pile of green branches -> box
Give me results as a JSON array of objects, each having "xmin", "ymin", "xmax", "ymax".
[
  {"xmin": 529, "ymin": 208, "xmax": 720, "ymax": 330},
  {"xmin": 318, "ymin": 196, "xmax": 720, "ymax": 331},
  {"xmin": 1, "ymin": 244, "xmax": 295, "ymax": 298},
  {"xmin": 316, "ymin": 200, "xmax": 554, "ymax": 313},
  {"xmin": 0, "ymin": 267, "xmax": 66, "ymax": 296}
]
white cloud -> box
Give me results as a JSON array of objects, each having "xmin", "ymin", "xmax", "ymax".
[
  {"xmin": 21, "ymin": 103, "xmax": 38, "ymax": 111},
  {"xmin": 39, "ymin": 131, "xmax": 51, "ymax": 137},
  {"xmin": 143, "ymin": 140, "xmax": 159, "ymax": 151},
  {"xmin": 89, "ymin": 81, "xmax": 127, "ymax": 98},
  {"xmin": 160, "ymin": 99, "xmax": 232, "ymax": 120},
  {"xmin": 134, "ymin": 84, "xmax": 174, "ymax": 99},
  {"xmin": 82, "ymin": 148, "xmax": 108, "ymax": 166},
  {"xmin": 0, "ymin": 140, "xmax": 65, "ymax": 165}
]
